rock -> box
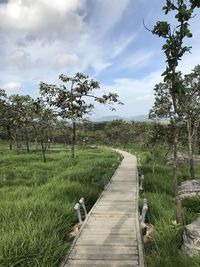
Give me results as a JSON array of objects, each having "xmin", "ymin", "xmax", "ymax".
[
  {"xmin": 178, "ymin": 179, "xmax": 200, "ymax": 199},
  {"xmin": 141, "ymin": 222, "xmax": 147, "ymax": 236},
  {"xmin": 182, "ymin": 216, "xmax": 200, "ymax": 254},
  {"xmin": 167, "ymin": 152, "xmax": 187, "ymax": 165},
  {"xmin": 67, "ymin": 222, "xmax": 82, "ymax": 241},
  {"xmin": 167, "ymin": 153, "xmax": 200, "ymax": 165},
  {"xmin": 143, "ymin": 224, "xmax": 154, "ymax": 247}
]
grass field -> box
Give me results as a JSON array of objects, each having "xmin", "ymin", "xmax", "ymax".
[
  {"xmin": 0, "ymin": 140, "xmax": 71, "ymax": 153},
  {"xmin": 0, "ymin": 146, "xmax": 121, "ymax": 266},
  {"xmin": 125, "ymin": 144, "xmax": 200, "ymax": 267}
]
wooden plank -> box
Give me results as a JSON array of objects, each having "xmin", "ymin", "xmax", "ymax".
[
  {"xmin": 66, "ymin": 259, "xmax": 139, "ymax": 266},
  {"xmin": 88, "ymin": 213, "xmax": 135, "ymax": 219},
  {"xmin": 70, "ymin": 245, "xmax": 138, "ymax": 255},
  {"xmin": 76, "ymin": 234, "xmax": 137, "ymax": 246},
  {"xmin": 80, "ymin": 226, "xmax": 136, "ymax": 235},
  {"xmin": 70, "ymin": 245, "xmax": 139, "ymax": 260},
  {"xmin": 100, "ymin": 196, "xmax": 135, "ymax": 201},
  {"xmin": 94, "ymin": 205, "xmax": 135, "ymax": 211},
  {"xmin": 86, "ymin": 219, "xmax": 136, "ymax": 227},
  {"xmin": 70, "ymin": 253, "xmax": 138, "ymax": 260}
]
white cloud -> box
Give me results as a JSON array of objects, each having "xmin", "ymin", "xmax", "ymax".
[
  {"xmin": 53, "ymin": 53, "xmax": 80, "ymax": 68},
  {"xmin": 111, "ymin": 34, "xmax": 137, "ymax": 58},
  {"xmin": 41, "ymin": 0, "xmax": 84, "ymax": 14},
  {"xmin": 1, "ymin": 81, "xmax": 22, "ymax": 95},
  {"xmin": 89, "ymin": 0, "xmax": 130, "ymax": 35},
  {"xmin": 136, "ymin": 94, "xmax": 153, "ymax": 101},
  {"xmin": 0, "ymin": 49, "xmax": 32, "ymax": 70},
  {"xmin": 0, "ymin": 0, "xmax": 88, "ymax": 77},
  {"xmin": 117, "ymin": 50, "xmax": 156, "ymax": 71},
  {"xmin": 92, "ymin": 70, "xmax": 163, "ymax": 117},
  {"xmin": 0, "ymin": 0, "xmax": 140, "ymax": 86},
  {"xmin": 92, "ymin": 61, "xmax": 113, "ymax": 74},
  {"xmin": 0, "ymin": 0, "xmax": 133, "ymax": 80},
  {"xmin": 1, "ymin": 0, "xmax": 199, "ymax": 120},
  {"xmin": 0, "ymin": 0, "xmax": 86, "ymax": 35},
  {"xmin": 108, "ymin": 70, "xmax": 162, "ymax": 96},
  {"xmin": 179, "ymin": 46, "xmax": 200, "ymax": 74}
]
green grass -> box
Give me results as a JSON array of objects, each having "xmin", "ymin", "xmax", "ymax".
[
  {"xmin": 0, "ymin": 140, "xmax": 68, "ymax": 151},
  {"xmin": 124, "ymin": 144, "xmax": 200, "ymax": 267},
  {"xmin": 0, "ymin": 147, "xmax": 121, "ymax": 267}
]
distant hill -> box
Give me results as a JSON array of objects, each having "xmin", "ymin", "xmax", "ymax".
[
  {"xmin": 94, "ymin": 115, "xmax": 123, "ymax": 122},
  {"xmin": 92, "ymin": 114, "xmax": 149, "ymax": 122},
  {"xmin": 126, "ymin": 114, "xmax": 149, "ymax": 122}
]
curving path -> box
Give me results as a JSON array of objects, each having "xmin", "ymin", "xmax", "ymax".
[{"xmin": 61, "ymin": 149, "xmax": 145, "ymax": 267}]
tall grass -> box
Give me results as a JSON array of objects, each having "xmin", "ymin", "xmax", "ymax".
[
  {"xmin": 125, "ymin": 144, "xmax": 200, "ymax": 267},
  {"xmin": 0, "ymin": 147, "xmax": 121, "ymax": 266}
]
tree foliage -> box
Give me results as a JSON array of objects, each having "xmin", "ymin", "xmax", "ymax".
[
  {"xmin": 40, "ymin": 72, "xmax": 122, "ymax": 158},
  {"xmin": 40, "ymin": 72, "xmax": 121, "ymax": 120},
  {"xmin": 152, "ymin": 0, "xmax": 200, "ymax": 108},
  {"xmin": 150, "ymin": 0, "xmax": 200, "ymax": 223}
]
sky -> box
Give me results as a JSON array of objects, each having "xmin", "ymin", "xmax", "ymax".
[{"xmin": 0, "ymin": 0, "xmax": 200, "ymax": 119}]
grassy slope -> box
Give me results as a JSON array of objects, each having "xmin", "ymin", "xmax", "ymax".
[
  {"xmin": 0, "ymin": 147, "xmax": 121, "ymax": 267},
  {"xmin": 124, "ymin": 144, "xmax": 200, "ymax": 267}
]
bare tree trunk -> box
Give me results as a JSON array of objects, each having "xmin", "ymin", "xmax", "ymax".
[
  {"xmin": 187, "ymin": 118, "xmax": 195, "ymax": 179},
  {"xmin": 152, "ymin": 162, "xmax": 155, "ymax": 174},
  {"xmin": 71, "ymin": 121, "xmax": 76, "ymax": 159},
  {"xmin": 47, "ymin": 128, "xmax": 51, "ymax": 149},
  {"xmin": 173, "ymin": 124, "xmax": 182, "ymax": 224},
  {"xmin": 35, "ymin": 137, "xmax": 39, "ymax": 150},
  {"xmin": 7, "ymin": 127, "xmax": 13, "ymax": 150},
  {"xmin": 41, "ymin": 141, "xmax": 46, "ymax": 163},
  {"xmin": 193, "ymin": 121, "xmax": 199, "ymax": 155},
  {"xmin": 9, "ymin": 139, "xmax": 13, "ymax": 150},
  {"xmin": 15, "ymin": 130, "xmax": 20, "ymax": 154},
  {"xmin": 25, "ymin": 127, "xmax": 30, "ymax": 153}
]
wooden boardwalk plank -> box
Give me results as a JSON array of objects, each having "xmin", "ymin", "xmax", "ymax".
[
  {"xmin": 61, "ymin": 150, "xmax": 145, "ymax": 267},
  {"xmin": 70, "ymin": 245, "xmax": 138, "ymax": 257},
  {"xmin": 66, "ymin": 259, "xmax": 139, "ymax": 266},
  {"xmin": 76, "ymin": 234, "xmax": 137, "ymax": 246}
]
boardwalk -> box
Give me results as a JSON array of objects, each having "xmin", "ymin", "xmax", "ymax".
[{"xmin": 62, "ymin": 149, "xmax": 145, "ymax": 267}]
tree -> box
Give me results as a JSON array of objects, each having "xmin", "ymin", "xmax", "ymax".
[
  {"xmin": 182, "ymin": 65, "xmax": 200, "ymax": 179},
  {"xmin": 150, "ymin": 65, "xmax": 200, "ymax": 180},
  {"xmin": 52, "ymin": 119, "xmax": 71, "ymax": 145},
  {"xmin": 150, "ymin": 0, "xmax": 200, "ymax": 223},
  {"xmin": 0, "ymin": 90, "xmax": 16, "ymax": 150},
  {"xmin": 33, "ymin": 100, "xmax": 55, "ymax": 163},
  {"xmin": 9, "ymin": 95, "xmax": 35, "ymax": 153},
  {"xmin": 0, "ymin": 89, "xmax": 9, "ymax": 141},
  {"xmin": 0, "ymin": 94, "xmax": 22, "ymax": 152},
  {"xmin": 104, "ymin": 120, "xmax": 131, "ymax": 146},
  {"xmin": 40, "ymin": 72, "xmax": 122, "ymax": 158},
  {"xmin": 145, "ymin": 122, "xmax": 171, "ymax": 173}
]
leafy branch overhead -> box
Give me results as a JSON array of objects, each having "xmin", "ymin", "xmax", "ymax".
[
  {"xmin": 152, "ymin": 0, "xmax": 200, "ymax": 97},
  {"xmin": 40, "ymin": 72, "xmax": 123, "ymax": 120},
  {"xmin": 149, "ymin": 0, "xmax": 200, "ymax": 224},
  {"xmin": 150, "ymin": 66, "xmax": 200, "ymax": 122}
]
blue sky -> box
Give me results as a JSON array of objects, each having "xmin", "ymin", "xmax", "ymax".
[{"xmin": 0, "ymin": 0, "xmax": 200, "ymax": 119}]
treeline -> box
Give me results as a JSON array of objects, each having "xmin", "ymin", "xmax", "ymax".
[
  {"xmin": 0, "ymin": 72, "xmax": 121, "ymax": 161},
  {"xmin": 1, "ymin": 90, "xmax": 199, "ymax": 158}
]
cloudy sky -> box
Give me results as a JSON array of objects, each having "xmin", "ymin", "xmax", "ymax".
[{"xmin": 0, "ymin": 0, "xmax": 200, "ymax": 119}]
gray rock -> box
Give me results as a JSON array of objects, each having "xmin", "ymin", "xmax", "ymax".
[
  {"xmin": 167, "ymin": 153, "xmax": 200, "ymax": 165},
  {"xmin": 178, "ymin": 179, "xmax": 200, "ymax": 199},
  {"xmin": 182, "ymin": 216, "xmax": 200, "ymax": 254}
]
